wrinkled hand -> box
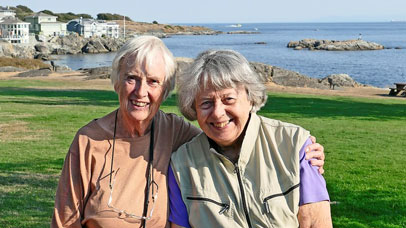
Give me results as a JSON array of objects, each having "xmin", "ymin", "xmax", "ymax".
[{"xmin": 305, "ymin": 136, "xmax": 325, "ymax": 175}]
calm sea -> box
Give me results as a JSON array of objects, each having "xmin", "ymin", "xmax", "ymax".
[{"xmin": 52, "ymin": 22, "xmax": 406, "ymax": 88}]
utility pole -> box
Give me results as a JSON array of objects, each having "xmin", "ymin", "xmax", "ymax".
[{"xmin": 123, "ymin": 16, "xmax": 126, "ymax": 39}]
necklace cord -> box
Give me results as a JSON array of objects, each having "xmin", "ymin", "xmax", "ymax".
[
  {"xmin": 108, "ymin": 109, "xmax": 155, "ymax": 227},
  {"xmin": 142, "ymin": 119, "xmax": 154, "ymax": 227},
  {"xmin": 109, "ymin": 109, "xmax": 119, "ymax": 189}
]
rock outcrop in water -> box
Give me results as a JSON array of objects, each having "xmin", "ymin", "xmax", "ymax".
[{"xmin": 287, "ymin": 39, "xmax": 384, "ymax": 51}]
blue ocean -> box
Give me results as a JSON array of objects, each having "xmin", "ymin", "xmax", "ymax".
[{"xmin": 52, "ymin": 22, "xmax": 406, "ymax": 88}]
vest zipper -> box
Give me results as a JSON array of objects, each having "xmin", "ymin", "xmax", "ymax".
[
  {"xmin": 186, "ymin": 196, "xmax": 230, "ymax": 214},
  {"xmin": 234, "ymin": 166, "xmax": 253, "ymax": 228},
  {"xmin": 262, "ymin": 183, "xmax": 300, "ymax": 214}
]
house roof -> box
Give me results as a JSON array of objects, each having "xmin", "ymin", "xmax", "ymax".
[
  {"xmin": 25, "ymin": 12, "xmax": 58, "ymax": 19},
  {"xmin": 0, "ymin": 6, "xmax": 15, "ymax": 12},
  {"xmin": 0, "ymin": 16, "xmax": 30, "ymax": 24}
]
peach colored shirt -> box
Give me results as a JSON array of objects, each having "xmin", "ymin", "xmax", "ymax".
[{"xmin": 52, "ymin": 110, "xmax": 200, "ymax": 228}]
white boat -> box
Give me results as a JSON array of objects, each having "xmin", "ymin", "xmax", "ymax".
[{"xmin": 227, "ymin": 24, "xmax": 242, "ymax": 28}]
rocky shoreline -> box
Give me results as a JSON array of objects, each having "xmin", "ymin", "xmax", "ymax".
[
  {"xmin": 5, "ymin": 57, "xmax": 365, "ymax": 90},
  {"xmin": 287, "ymin": 39, "xmax": 385, "ymax": 51}
]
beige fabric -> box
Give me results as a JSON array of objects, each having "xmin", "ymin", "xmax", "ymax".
[
  {"xmin": 170, "ymin": 113, "xmax": 310, "ymax": 228},
  {"xmin": 52, "ymin": 110, "xmax": 201, "ymax": 228}
]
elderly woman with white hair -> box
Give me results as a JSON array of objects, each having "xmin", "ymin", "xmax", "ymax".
[
  {"xmin": 169, "ymin": 50, "xmax": 332, "ymax": 228},
  {"xmin": 52, "ymin": 36, "xmax": 326, "ymax": 228},
  {"xmin": 52, "ymin": 36, "xmax": 202, "ymax": 228}
]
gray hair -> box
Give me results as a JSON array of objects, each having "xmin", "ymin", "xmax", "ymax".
[
  {"xmin": 178, "ymin": 49, "xmax": 267, "ymax": 120},
  {"xmin": 111, "ymin": 36, "xmax": 176, "ymax": 100}
]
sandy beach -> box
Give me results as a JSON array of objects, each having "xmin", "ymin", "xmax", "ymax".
[{"xmin": 0, "ymin": 71, "xmax": 400, "ymax": 100}]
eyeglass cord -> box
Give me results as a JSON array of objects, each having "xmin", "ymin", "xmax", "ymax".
[{"xmin": 109, "ymin": 109, "xmax": 155, "ymax": 227}]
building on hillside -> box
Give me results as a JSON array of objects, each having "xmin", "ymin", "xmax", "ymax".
[
  {"xmin": 67, "ymin": 18, "xmax": 119, "ymax": 38},
  {"xmin": 0, "ymin": 16, "xmax": 30, "ymax": 43},
  {"xmin": 24, "ymin": 12, "xmax": 67, "ymax": 36},
  {"xmin": 0, "ymin": 6, "xmax": 16, "ymax": 20}
]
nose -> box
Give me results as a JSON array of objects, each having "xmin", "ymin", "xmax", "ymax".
[
  {"xmin": 212, "ymin": 101, "xmax": 226, "ymax": 118},
  {"xmin": 134, "ymin": 79, "xmax": 148, "ymax": 98}
]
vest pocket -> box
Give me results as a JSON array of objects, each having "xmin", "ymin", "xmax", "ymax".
[
  {"xmin": 186, "ymin": 196, "xmax": 230, "ymax": 214},
  {"xmin": 262, "ymin": 183, "xmax": 299, "ymax": 226}
]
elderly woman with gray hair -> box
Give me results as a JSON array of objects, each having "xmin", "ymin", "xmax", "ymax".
[
  {"xmin": 52, "ymin": 36, "xmax": 326, "ymax": 228},
  {"xmin": 169, "ymin": 50, "xmax": 332, "ymax": 228}
]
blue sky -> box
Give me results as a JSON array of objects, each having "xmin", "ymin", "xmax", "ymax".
[{"xmin": 2, "ymin": 0, "xmax": 406, "ymax": 23}]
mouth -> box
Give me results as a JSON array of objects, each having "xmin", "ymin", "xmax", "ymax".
[
  {"xmin": 212, "ymin": 120, "xmax": 231, "ymax": 128},
  {"xmin": 130, "ymin": 100, "xmax": 149, "ymax": 107}
]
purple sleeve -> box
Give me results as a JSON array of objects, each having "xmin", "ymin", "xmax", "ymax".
[
  {"xmin": 168, "ymin": 165, "xmax": 191, "ymax": 228},
  {"xmin": 299, "ymin": 138, "xmax": 330, "ymax": 205}
]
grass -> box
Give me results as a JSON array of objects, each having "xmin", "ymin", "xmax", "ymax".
[
  {"xmin": 0, "ymin": 57, "xmax": 50, "ymax": 70},
  {"xmin": 0, "ymin": 77, "xmax": 405, "ymax": 227}
]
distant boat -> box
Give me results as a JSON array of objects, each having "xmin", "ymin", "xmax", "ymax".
[{"xmin": 227, "ymin": 24, "xmax": 242, "ymax": 28}]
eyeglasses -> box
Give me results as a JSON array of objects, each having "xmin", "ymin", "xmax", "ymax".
[{"xmin": 107, "ymin": 173, "xmax": 159, "ymax": 220}]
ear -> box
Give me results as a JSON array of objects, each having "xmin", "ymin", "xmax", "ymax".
[{"xmin": 114, "ymin": 83, "xmax": 120, "ymax": 93}]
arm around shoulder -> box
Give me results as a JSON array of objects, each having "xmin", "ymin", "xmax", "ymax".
[{"xmin": 298, "ymin": 201, "xmax": 332, "ymax": 228}]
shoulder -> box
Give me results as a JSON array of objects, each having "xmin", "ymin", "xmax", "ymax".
[
  {"xmin": 156, "ymin": 110, "xmax": 189, "ymax": 128},
  {"xmin": 171, "ymin": 132, "xmax": 208, "ymax": 163}
]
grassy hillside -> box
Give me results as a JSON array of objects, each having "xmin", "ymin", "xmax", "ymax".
[{"xmin": 0, "ymin": 77, "xmax": 405, "ymax": 227}]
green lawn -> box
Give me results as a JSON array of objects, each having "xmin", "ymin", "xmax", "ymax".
[{"xmin": 0, "ymin": 79, "xmax": 405, "ymax": 228}]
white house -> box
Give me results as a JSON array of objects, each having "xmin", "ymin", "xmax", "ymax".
[
  {"xmin": 24, "ymin": 12, "xmax": 67, "ymax": 36},
  {"xmin": 0, "ymin": 6, "xmax": 16, "ymax": 20},
  {"xmin": 67, "ymin": 18, "xmax": 119, "ymax": 38},
  {"xmin": 0, "ymin": 16, "xmax": 30, "ymax": 43}
]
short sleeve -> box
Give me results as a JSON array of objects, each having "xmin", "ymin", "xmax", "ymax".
[
  {"xmin": 168, "ymin": 165, "xmax": 191, "ymax": 228},
  {"xmin": 299, "ymin": 138, "xmax": 330, "ymax": 205}
]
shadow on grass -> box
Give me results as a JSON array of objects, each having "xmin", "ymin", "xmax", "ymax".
[{"xmin": 260, "ymin": 95, "xmax": 406, "ymax": 120}]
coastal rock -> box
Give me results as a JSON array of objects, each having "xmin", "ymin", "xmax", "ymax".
[
  {"xmin": 54, "ymin": 65, "xmax": 72, "ymax": 73},
  {"xmin": 271, "ymin": 66, "xmax": 327, "ymax": 89},
  {"xmin": 71, "ymin": 58, "xmax": 365, "ymax": 90},
  {"xmin": 82, "ymin": 40, "xmax": 109, "ymax": 54},
  {"xmin": 319, "ymin": 74, "xmax": 362, "ymax": 87},
  {"xmin": 173, "ymin": 58, "xmax": 364, "ymax": 89},
  {"xmin": 16, "ymin": 68, "xmax": 52, "ymax": 77},
  {"xmin": 34, "ymin": 44, "xmax": 50, "ymax": 54},
  {"xmin": 287, "ymin": 39, "xmax": 384, "ymax": 51},
  {"xmin": 249, "ymin": 62, "xmax": 274, "ymax": 83},
  {"xmin": 81, "ymin": 66, "xmax": 112, "ymax": 79},
  {"xmin": 226, "ymin": 31, "xmax": 260, "ymax": 34}
]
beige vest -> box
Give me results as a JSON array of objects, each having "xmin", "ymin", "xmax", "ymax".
[{"xmin": 171, "ymin": 113, "xmax": 310, "ymax": 228}]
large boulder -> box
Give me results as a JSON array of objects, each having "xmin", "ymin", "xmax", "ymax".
[
  {"xmin": 34, "ymin": 44, "xmax": 50, "ymax": 54},
  {"xmin": 319, "ymin": 74, "xmax": 363, "ymax": 87},
  {"xmin": 249, "ymin": 62, "xmax": 274, "ymax": 82},
  {"xmin": 16, "ymin": 68, "xmax": 52, "ymax": 77},
  {"xmin": 82, "ymin": 39, "xmax": 109, "ymax": 54}
]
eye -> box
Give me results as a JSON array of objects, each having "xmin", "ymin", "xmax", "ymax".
[
  {"xmin": 125, "ymin": 76, "xmax": 136, "ymax": 84},
  {"xmin": 147, "ymin": 79, "xmax": 161, "ymax": 87},
  {"xmin": 224, "ymin": 97, "xmax": 236, "ymax": 104},
  {"xmin": 199, "ymin": 100, "xmax": 213, "ymax": 109}
]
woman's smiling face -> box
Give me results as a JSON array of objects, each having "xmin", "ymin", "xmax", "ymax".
[{"xmin": 195, "ymin": 84, "xmax": 252, "ymax": 147}]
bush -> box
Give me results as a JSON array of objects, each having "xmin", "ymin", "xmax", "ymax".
[{"xmin": 152, "ymin": 20, "xmax": 158, "ymax": 24}]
